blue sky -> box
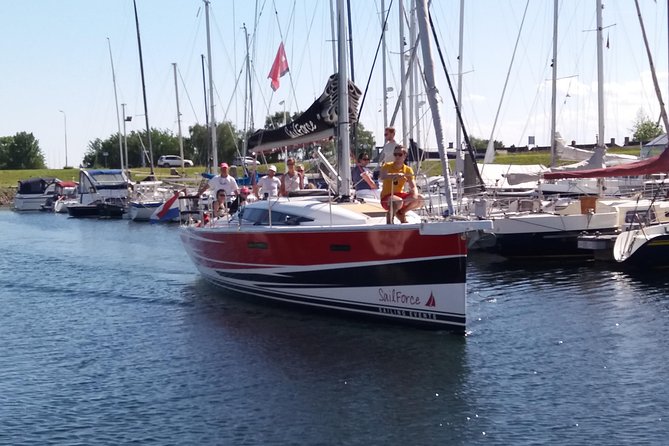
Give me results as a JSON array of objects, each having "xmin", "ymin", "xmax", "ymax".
[{"xmin": 1, "ymin": 0, "xmax": 667, "ymax": 168}]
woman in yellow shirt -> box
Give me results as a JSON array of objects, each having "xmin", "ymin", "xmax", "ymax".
[{"xmin": 379, "ymin": 145, "xmax": 423, "ymax": 224}]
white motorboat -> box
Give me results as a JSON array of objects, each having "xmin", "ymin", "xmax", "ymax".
[{"xmin": 13, "ymin": 177, "xmax": 59, "ymax": 211}]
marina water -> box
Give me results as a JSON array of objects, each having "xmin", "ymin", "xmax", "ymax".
[{"xmin": 1, "ymin": 209, "xmax": 668, "ymax": 444}]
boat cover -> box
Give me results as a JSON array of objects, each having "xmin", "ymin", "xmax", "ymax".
[
  {"xmin": 544, "ymin": 145, "xmax": 669, "ymax": 179},
  {"xmin": 247, "ymin": 73, "xmax": 362, "ymax": 154}
]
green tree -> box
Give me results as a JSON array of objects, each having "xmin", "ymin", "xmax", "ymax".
[
  {"xmin": 189, "ymin": 122, "xmax": 240, "ymax": 168},
  {"xmin": 468, "ymin": 136, "xmax": 503, "ymax": 154},
  {"xmin": 83, "ymin": 128, "xmax": 202, "ymax": 169},
  {"xmin": 0, "ymin": 136, "xmax": 12, "ymax": 168},
  {"xmin": 352, "ymin": 122, "xmax": 375, "ymax": 158},
  {"xmin": 0, "ymin": 132, "xmax": 46, "ymax": 169},
  {"xmin": 631, "ymin": 109, "xmax": 663, "ymax": 142}
]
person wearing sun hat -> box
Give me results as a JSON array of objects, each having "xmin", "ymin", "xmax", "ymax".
[
  {"xmin": 254, "ymin": 165, "xmax": 281, "ymax": 199},
  {"xmin": 228, "ymin": 186, "xmax": 252, "ymax": 214}
]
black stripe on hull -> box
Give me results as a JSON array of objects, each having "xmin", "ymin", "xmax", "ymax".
[
  {"xmin": 215, "ymin": 256, "xmax": 467, "ymax": 287},
  {"xmin": 485, "ymin": 231, "xmax": 597, "ymax": 259},
  {"xmin": 203, "ymin": 276, "xmax": 466, "ymax": 333}
]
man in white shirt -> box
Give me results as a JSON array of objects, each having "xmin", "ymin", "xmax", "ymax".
[
  {"xmin": 382, "ymin": 127, "xmax": 398, "ymax": 163},
  {"xmin": 199, "ymin": 162, "xmax": 239, "ymax": 198},
  {"xmin": 198, "ymin": 163, "xmax": 239, "ymax": 215},
  {"xmin": 255, "ymin": 165, "xmax": 282, "ymax": 199}
]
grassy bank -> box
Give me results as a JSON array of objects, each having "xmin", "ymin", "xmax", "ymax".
[{"xmin": 0, "ymin": 148, "xmax": 642, "ymax": 206}]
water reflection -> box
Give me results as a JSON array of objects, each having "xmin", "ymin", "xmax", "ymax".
[{"xmin": 182, "ymin": 281, "xmax": 474, "ymax": 444}]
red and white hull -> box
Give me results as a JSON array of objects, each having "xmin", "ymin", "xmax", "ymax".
[{"xmin": 181, "ymin": 215, "xmax": 489, "ymax": 332}]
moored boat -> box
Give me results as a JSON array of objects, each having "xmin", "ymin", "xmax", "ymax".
[
  {"xmin": 13, "ymin": 177, "xmax": 60, "ymax": 211},
  {"xmin": 67, "ymin": 169, "xmax": 129, "ymax": 219},
  {"xmin": 613, "ymin": 222, "xmax": 669, "ymax": 268}
]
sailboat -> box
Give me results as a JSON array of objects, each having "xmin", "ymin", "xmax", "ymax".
[
  {"xmin": 470, "ymin": 0, "xmax": 630, "ymax": 259},
  {"xmin": 178, "ymin": 0, "xmax": 491, "ymax": 332}
]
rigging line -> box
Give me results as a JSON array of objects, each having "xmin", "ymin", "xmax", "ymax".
[
  {"xmin": 485, "ymin": 0, "xmax": 530, "ymax": 159},
  {"xmin": 427, "ymin": 8, "xmax": 485, "ymax": 189},
  {"xmin": 389, "ymin": 34, "xmax": 419, "ymax": 127},
  {"xmin": 357, "ymin": 0, "xmax": 394, "ymax": 122},
  {"xmin": 178, "ymin": 67, "xmax": 200, "ymax": 125}
]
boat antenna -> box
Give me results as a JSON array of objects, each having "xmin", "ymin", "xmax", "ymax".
[{"xmin": 133, "ymin": 0, "xmax": 155, "ymax": 176}]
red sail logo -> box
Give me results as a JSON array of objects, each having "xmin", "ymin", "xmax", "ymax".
[{"xmin": 425, "ymin": 292, "xmax": 436, "ymax": 307}]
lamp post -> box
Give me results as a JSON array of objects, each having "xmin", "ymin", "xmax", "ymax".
[{"xmin": 59, "ymin": 110, "xmax": 68, "ymax": 167}]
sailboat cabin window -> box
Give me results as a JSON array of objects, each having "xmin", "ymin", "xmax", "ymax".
[{"xmin": 239, "ymin": 208, "xmax": 314, "ymax": 226}]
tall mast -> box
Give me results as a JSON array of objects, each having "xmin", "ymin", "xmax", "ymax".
[
  {"xmin": 398, "ymin": 0, "xmax": 408, "ymax": 145},
  {"xmin": 596, "ymin": 0, "xmax": 605, "ymax": 148},
  {"xmin": 381, "ymin": 0, "xmax": 388, "ymax": 127},
  {"xmin": 337, "ymin": 0, "xmax": 351, "ymax": 199},
  {"xmin": 173, "ymin": 63, "xmax": 185, "ymax": 171},
  {"xmin": 416, "ymin": 0, "xmax": 454, "ymax": 215},
  {"xmin": 408, "ymin": 0, "xmax": 416, "ymax": 146},
  {"xmin": 205, "ymin": 0, "xmax": 218, "ymax": 168},
  {"xmin": 242, "ymin": 24, "xmax": 251, "ymax": 158},
  {"xmin": 633, "ymin": 0, "xmax": 669, "ymax": 133},
  {"xmin": 133, "ymin": 0, "xmax": 154, "ymax": 175},
  {"xmin": 201, "ymin": 54, "xmax": 211, "ymax": 173},
  {"xmin": 329, "ymin": 0, "xmax": 338, "ymax": 72},
  {"xmin": 549, "ymin": 0, "xmax": 558, "ymax": 167},
  {"xmin": 107, "ymin": 38, "xmax": 124, "ymax": 171},
  {"xmin": 455, "ymin": 0, "xmax": 465, "ymax": 187}
]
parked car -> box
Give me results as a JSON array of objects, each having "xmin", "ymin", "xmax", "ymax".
[
  {"xmin": 233, "ymin": 156, "xmax": 260, "ymax": 166},
  {"xmin": 157, "ymin": 155, "xmax": 193, "ymax": 168}
]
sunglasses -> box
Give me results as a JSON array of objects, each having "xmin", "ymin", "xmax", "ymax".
[
  {"xmin": 393, "ymin": 153, "xmax": 404, "ymax": 157},
  {"xmin": 287, "ymin": 163, "xmax": 294, "ymax": 166}
]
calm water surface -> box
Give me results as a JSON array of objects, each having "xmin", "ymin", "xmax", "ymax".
[{"xmin": 1, "ymin": 209, "xmax": 668, "ymax": 445}]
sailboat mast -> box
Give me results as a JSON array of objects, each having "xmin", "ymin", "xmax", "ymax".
[
  {"xmin": 455, "ymin": 0, "xmax": 465, "ymax": 190},
  {"xmin": 107, "ymin": 37, "xmax": 124, "ymax": 172},
  {"xmin": 205, "ymin": 0, "xmax": 218, "ymax": 168},
  {"xmin": 242, "ymin": 24, "xmax": 250, "ymax": 158},
  {"xmin": 596, "ymin": 0, "xmax": 605, "ymax": 148},
  {"xmin": 133, "ymin": 0, "xmax": 154, "ymax": 175},
  {"xmin": 381, "ymin": 0, "xmax": 388, "ymax": 127},
  {"xmin": 337, "ymin": 0, "xmax": 352, "ymax": 199},
  {"xmin": 550, "ymin": 0, "xmax": 558, "ymax": 167},
  {"xmin": 173, "ymin": 63, "xmax": 185, "ymax": 171},
  {"xmin": 415, "ymin": 0, "xmax": 454, "ymax": 215},
  {"xmin": 633, "ymin": 0, "xmax": 669, "ymax": 133},
  {"xmin": 398, "ymin": 0, "xmax": 408, "ymax": 146},
  {"xmin": 201, "ymin": 54, "xmax": 211, "ymax": 173}
]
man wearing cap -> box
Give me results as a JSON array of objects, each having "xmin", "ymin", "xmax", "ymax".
[
  {"xmin": 255, "ymin": 165, "xmax": 281, "ymax": 199},
  {"xmin": 198, "ymin": 162, "xmax": 239, "ymax": 209},
  {"xmin": 228, "ymin": 186, "xmax": 251, "ymax": 214}
]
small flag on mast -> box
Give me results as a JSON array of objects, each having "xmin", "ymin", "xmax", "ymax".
[{"xmin": 268, "ymin": 42, "xmax": 289, "ymax": 91}]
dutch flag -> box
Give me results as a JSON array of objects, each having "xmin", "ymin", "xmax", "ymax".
[{"xmin": 150, "ymin": 192, "xmax": 180, "ymax": 224}]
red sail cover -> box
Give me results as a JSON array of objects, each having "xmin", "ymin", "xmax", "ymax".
[{"xmin": 543, "ymin": 146, "xmax": 669, "ymax": 179}]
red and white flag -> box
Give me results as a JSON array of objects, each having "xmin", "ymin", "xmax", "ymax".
[{"xmin": 268, "ymin": 42, "xmax": 289, "ymax": 91}]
